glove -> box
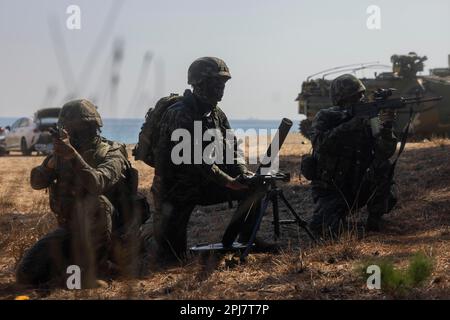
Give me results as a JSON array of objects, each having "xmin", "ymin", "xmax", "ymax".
[{"xmin": 53, "ymin": 130, "xmax": 77, "ymax": 160}]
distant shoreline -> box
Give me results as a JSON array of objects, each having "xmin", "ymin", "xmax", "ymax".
[
  {"xmin": 0, "ymin": 117, "xmax": 288, "ymax": 122},
  {"xmin": 1, "ymin": 117, "xmax": 298, "ymax": 145}
]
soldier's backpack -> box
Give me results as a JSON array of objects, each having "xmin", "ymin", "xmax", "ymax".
[{"xmin": 133, "ymin": 93, "xmax": 183, "ymax": 167}]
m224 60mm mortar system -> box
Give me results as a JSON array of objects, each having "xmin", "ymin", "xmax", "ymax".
[{"xmin": 296, "ymin": 53, "xmax": 450, "ymax": 138}]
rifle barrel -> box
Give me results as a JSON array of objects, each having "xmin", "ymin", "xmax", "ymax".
[{"xmin": 402, "ymin": 96, "xmax": 442, "ymax": 104}]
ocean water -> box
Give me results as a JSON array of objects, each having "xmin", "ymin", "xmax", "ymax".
[{"xmin": 0, "ymin": 117, "xmax": 296, "ymax": 145}]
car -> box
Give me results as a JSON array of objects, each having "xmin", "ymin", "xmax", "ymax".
[
  {"xmin": 0, "ymin": 127, "xmax": 8, "ymax": 156},
  {"xmin": 3, "ymin": 108, "xmax": 61, "ymax": 156}
]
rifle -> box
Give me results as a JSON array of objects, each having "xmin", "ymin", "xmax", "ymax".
[
  {"xmin": 351, "ymin": 89, "xmax": 442, "ymax": 186},
  {"xmin": 49, "ymin": 125, "xmax": 64, "ymax": 140},
  {"xmin": 48, "ymin": 125, "xmax": 64, "ymax": 170},
  {"xmin": 350, "ymin": 88, "xmax": 442, "ymax": 119}
]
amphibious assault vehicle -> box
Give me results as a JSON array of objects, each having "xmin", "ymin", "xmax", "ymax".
[{"xmin": 296, "ymin": 53, "xmax": 450, "ymax": 138}]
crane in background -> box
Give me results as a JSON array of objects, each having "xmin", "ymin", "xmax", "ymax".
[
  {"xmin": 46, "ymin": 0, "xmax": 124, "ymax": 108},
  {"xmin": 102, "ymin": 38, "xmax": 125, "ymax": 117},
  {"xmin": 40, "ymin": 86, "xmax": 58, "ymax": 109},
  {"xmin": 129, "ymin": 51, "xmax": 154, "ymax": 117},
  {"xmin": 45, "ymin": 0, "xmax": 164, "ymax": 119},
  {"xmin": 47, "ymin": 14, "xmax": 78, "ymax": 101}
]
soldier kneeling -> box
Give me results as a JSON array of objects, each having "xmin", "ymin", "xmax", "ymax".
[
  {"xmin": 16, "ymin": 100, "xmax": 149, "ymax": 288},
  {"xmin": 307, "ymin": 75, "xmax": 398, "ymax": 237},
  {"xmin": 139, "ymin": 57, "xmax": 278, "ymax": 264}
]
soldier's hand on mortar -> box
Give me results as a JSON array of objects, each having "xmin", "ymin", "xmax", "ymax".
[
  {"xmin": 226, "ymin": 178, "xmax": 249, "ymax": 191},
  {"xmin": 53, "ymin": 130, "xmax": 77, "ymax": 160},
  {"xmin": 241, "ymin": 171, "xmax": 255, "ymax": 180}
]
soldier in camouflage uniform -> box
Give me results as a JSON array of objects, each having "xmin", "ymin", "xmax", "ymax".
[
  {"xmin": 16, "ymin": 100, "xmax": 142, "ymax": 288},
  {"xmin": 147, "ymin": 57, "xmax": 271, "ymax": 262},
  {"xmin": 309, "ymin": 74, "xmax": 398, "ymax": 236}
]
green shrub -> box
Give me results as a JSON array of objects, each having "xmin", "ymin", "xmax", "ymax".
[
  {"xmin": 406, "ymin": 252, "xmax": 434, "ymax": 286},
  {"xmin": 359, "ymin": 252, "xmax": 434, "ymax": 295}
]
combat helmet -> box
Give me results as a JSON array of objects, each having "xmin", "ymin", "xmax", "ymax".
[
  {"xmin": 188, "ymin": 57, "xmax": 232, "ymax": 86},
  {"xmin": 58, "ymin": 99, "xmax": 103, "ymax": 128},
  {"xmin": 330, "ymin": 74, "xmax": 366, "ymax": 105}
]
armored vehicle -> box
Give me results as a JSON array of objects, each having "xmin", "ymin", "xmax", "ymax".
[{"xmin": 297, "ymin": 53, "xmax": 450, "ymax": 138}]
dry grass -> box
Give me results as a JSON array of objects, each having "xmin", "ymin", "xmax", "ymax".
[{"xmin": 0, "ymin": 134, "xmax": 449, "ymax": 300}]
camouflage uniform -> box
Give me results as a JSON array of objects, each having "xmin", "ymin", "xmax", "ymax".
[
  {"xmin": 145, "ymin": 57, "xmax": 261, "ymax": 261},
  {"xmin": 309, "ymin": 75, "xmax": 398, "ymax": 235},
  {"xmin": 150, "ymin": 89, "xmax": 259, "ymax": 261},
  {"xmin": 16, "ymin": 100, "xmax": 141, "ymax": 287}
]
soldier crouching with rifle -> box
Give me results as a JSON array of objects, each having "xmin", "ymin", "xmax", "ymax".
[
  {"xmin": 305, "ymin": 74, "xmax": 399, "ymax": 237},
  {"xmin": 142, "ymin": 57, "xmax": 278, "ymax": 264},
  {"xmin": 16, "ymin": 100, "xmax": 147, "ymax": 288}
]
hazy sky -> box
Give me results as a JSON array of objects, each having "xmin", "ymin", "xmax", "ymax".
[{"xmin": 0, "ymin": 0, "xmax": 449, "ymax": 120}]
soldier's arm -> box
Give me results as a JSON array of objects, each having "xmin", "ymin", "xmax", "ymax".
[
  {"xmin": 311, "ymin": 110, "xmax": 365, "ymax": 154},
  {"xmin": 30, "ymin": 156, "xmax": 56, "ymax": 190},
  {"xmin": 72, "ymin": 149, "xmax": 127, "ymax": 195},
  {"xmin": 310, "ymin": 110, "xmax": 342, "ymax": 153},
  {"xmin": 373, "ymin": 127, "xmax": 398, "ymax": 161},
  {"xmin": 163, "ymin": 108, "xmax": 235, "ymax": 187}
]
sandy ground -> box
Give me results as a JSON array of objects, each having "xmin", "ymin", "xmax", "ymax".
[{"xmin": 0, "ymin": 133, "xmax": 449, "ymax": 299}]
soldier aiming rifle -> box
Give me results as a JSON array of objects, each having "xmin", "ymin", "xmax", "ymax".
[{"xmin": 301, "ymin": 74, "xmax": 441, "ymax": 237}]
